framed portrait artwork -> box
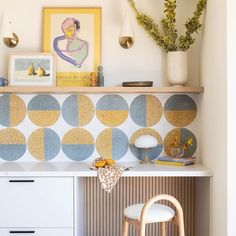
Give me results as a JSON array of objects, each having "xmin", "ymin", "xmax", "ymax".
[
  {"xmin": 8, "ymin": 53, "xmax": 55, "ymax": 86},
  {"xmin": 43, "ymin": 7, "xmax": 101, "ymax": 87}
]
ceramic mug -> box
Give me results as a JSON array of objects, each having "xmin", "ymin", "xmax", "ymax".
[{"xmin": 0, "ymin": 77, "xmax": 9, "ymax": 86}]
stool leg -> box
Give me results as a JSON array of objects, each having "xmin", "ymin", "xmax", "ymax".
[
  {"xmin": 139, "ymin": 222, "xmax": 146, "ymax": 236},
  {"xmin": 123, "ymin": 218, "xmax": 129, "ymax": 236},
  {"xmin": 178, "ymin": 218, "xmax": 185, "ymax": 236},
  {"xmin": 160, "ymin": 222, "xmax": 166, "ymax": 236}
]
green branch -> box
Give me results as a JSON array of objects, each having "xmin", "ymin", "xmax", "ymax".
[
  {"xmin": 161, "ymin": 0, "xmax": 178, "ymax": 51},
  {"xmin": 127, "ymin": 0, "xmax": 207, "ymax": 52},
  {"xmin": 179, "ymin": 0, "xmax": 207, "ymax": 51}
]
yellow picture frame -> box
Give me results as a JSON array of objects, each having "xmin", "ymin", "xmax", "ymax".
[{"xmin": 43, "ymin": 7, "xmax": 101, "ymax": 87}]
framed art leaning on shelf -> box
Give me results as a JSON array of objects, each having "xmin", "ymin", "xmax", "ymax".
[
  {"xmin": 8, "ymin": 53, "xmax": 55, "ymax": 86},
  {"xmin": 43, "ymin": 7, "xmax": 101, "ymax": 87}
]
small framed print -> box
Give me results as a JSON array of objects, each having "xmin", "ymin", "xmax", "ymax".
[
  {"xmin": 8, "ymin": 53, "xmax": 55, "ymax": 86},
  {"xmin": 43, "ymin": 7, "xmax": 101, "ymax": 87}
]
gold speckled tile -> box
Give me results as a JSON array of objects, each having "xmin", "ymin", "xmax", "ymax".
[
  {"xmin": 28, "ymin": 111, "xmax": 60, "ymax": 127},
  {"xmin": 28, "ymin": 129, "xmax": 45, "ymax": 161},
  {"xmin": 96, "ymin": 110, "xmax": 128, "ymax": 127},
  {"xmin": 96, "ymin": 128, "xmax": 113, "ymax": 158}
]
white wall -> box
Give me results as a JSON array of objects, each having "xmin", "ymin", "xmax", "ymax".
[
  {"xmin": 227, "ymin": 0, "xmax": 236, "ymax": 235},
  {"xmin": 200, "ymin": 0, "xmax": 227, "ymax": 236},
  {"xmin": 0, "ymin": 0, "xmax": 201, "ymax": 86}
]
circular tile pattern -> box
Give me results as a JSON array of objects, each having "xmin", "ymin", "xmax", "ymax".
[
  {"xmin": 0, "ymin": 94, "xmax": 26, "ymax": 127},
  {"xmin": 0, "ymin": 128, "xmax": 26, "ymax": 161},
  {"xmin": 62, "ymin": 94, "xmax": 94, "ymax": 127},
  {"xmin": 164, "ymin": 94, "xmax": 197, "ymax": 127},
  {"xmin": 130, "ymin": 128, "xmax": 163, "ymax": 160},
  {"xmin": 164, "ymin": 128, "xmax": 197, "ymax": 157},
  {"xmin": 28, "ymin": 128, "xmax": 61, "ymax": 161},
  {"xmin": 62, "ymin": 128, "xmax": 94, "ymax": 161},
  {"xmin": 28, "ymin": 94, "xmax": 60, "ymax": 127},
  {"xmin": 96, "ymin": 128, "xmax": 129, "ymax": 160},
  {"xmin": 96, "ymin": 95, "xmax": 128, "ymax": 127},
  {"xmin": 130, "ymin": 95, "xmax": 163, "ymax": 127}
]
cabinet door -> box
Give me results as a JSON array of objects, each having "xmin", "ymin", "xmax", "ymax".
[
  {"xmin": 0, "ymin": 177, "xmax": 73, "ymax": 228},
  {"xmin": 0, "ymin": 228, "xmax": 73, "ymax": 236}
]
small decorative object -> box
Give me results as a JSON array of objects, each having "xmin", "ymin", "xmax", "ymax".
[
  {"xmin": 43, "ymin": 7, "xmax": 101, "ymax": 87},
  {"xmin": 0, "ymin": 77, "xmax": 9, "ymax": 86},
  {"xmin": 134, "ymin": 134, "xmax": 158, "ymax": 164},
  {"xmin": 122, "ymin": 81, "xmax": 153, "ymax": 87},
  {"xmin": 97, "ymin": 65, "xmax": 104, "ymax": 86},
  {"xmin": 170, "ymin": 146, "xmax": 184, "ymax": 159},
  {"xmin": 89, "ymin": 72, "xmax": 97, "ymax": 87},
  {"xmin": 119, "ymin": 11, "xmax": 134, "ymax": 49},
  {"xmin": 170, "ymin": 136, "xmax": 193, "ymax": 158},
  {"xmin": 8, "ymin": 53, "xmax": 55, "ymax": 86},
  {"xmin": 128, "ymin": 0, "xmax": 207, "ymax": 86},
  {"xmin": 1, "ymin": 11, "xmax": 19, "ymax": 48}
]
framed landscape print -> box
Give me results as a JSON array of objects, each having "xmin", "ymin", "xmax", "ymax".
[
  {"xmin": 9, "ymin": 53, "xmax": 55, "ymax": 86},
  {"xmin": 43, "ymin": 7, "xmax": 101, "ymax": 87}
]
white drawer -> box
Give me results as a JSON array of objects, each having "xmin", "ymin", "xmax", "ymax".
[
  {"xmin": 0, "ymin": 177, "xmax": 73, "ymax": 228},
  {"xmin": 0, "ymin": 228, "xmax": 73, "ymax": 236}
]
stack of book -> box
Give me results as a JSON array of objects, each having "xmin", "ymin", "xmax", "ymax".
[{"xmin": 156, "ymin": 156, "xmax": 196, "ymax": 166}]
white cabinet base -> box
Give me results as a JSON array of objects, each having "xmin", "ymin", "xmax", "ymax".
[{"xmin": 0, "ymin": 177, "xmax": 73, "ymax": 228}]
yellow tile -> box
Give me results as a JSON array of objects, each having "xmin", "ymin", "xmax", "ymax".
[
  {"xmin": 164, "ymin": 110, "xmax": 197, "ymax": 127},
  {"xmin": 78, "ymin": 95, "xmax": 94, "ymax": 126},
  {"xmin": 10, "ymin": 95, "xmax": 26, "ymax": 127},
  {"xmin": 96, "ymin": 129, "xmax": 113, "ymax": 158},
  {"xmin": 164, "ymin": 128, "xmax": 181, "ymax": 156},
  {"xmin": 96, "ymin": 110, "xmax": 128, "ymax": 127},
  {"xmin": 146, "ymin": 95, "xmax": 163, "ymax": 126},
  {"xmin": 28, "ymin": 129, "xmax": 45, "ymax": 161},
  {"xmin": 0, "ymin": 128, "xmax": 25, "ymax": 144},
  {"xmin": 62, "ymin": 128, "xmax": 94, "ymax": 144},
  {"xmin": 28, "ymin": 111, "xmax": 60, "ymax": 127}
]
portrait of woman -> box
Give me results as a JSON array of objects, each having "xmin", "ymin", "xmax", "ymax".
[{"xmin": 53, "ymin": 18, "xmax": 89, "ymax": 68}]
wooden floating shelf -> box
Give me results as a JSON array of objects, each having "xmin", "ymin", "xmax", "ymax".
[{"xmin": 0, "ymin": 86, "xmax": 204, "ymax": 94}]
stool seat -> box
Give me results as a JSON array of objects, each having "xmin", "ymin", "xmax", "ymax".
[
  {"xmin": 122, "ymin": 194, "xmax": 185, "ymax": 236},
  {"xmin": 124, "ymin": 203, "xmax": 175, "ymax": 223}
]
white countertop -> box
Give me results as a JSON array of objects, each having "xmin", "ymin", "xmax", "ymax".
[{"xmin": 0, "ymin": 162, "xmax": 213, "ymax": 177}]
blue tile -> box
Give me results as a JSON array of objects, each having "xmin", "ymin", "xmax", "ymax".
[
  {"xmin": 62, "ymin": 144, "xmax": 94, "ymax": 161},
  {"xmin": 164, "ymin": 94, "xmax": 197, "ymax": 111},
  {"xmin": 111, "ymin": 128, "xmax": 129, "ymax": 160},
  {"xmin": 130, "ymin": 144, "xmax": 163, "ymax": 160},
  {"xmin": 0, "ymin": 95, "xmax": 10, "ymax": 127},
  {"xmin": 96, "ymin": 95, "xmax": 128, "ymax": 111},
  {"xmin": 180, "ymin": 128, "xmax": 197, "ymax": 157},
  {"xmin": 0, "ymin": 144, "xmax": 26, "ymax": 161},
  {"xmin": 62, "ymin": 95, "xmax": 78, "ymax": 126},
  {"xmin": 28, "ymin": 94, "xmax": 60, "ymax": 111},
  {"xmin": 44, "ymin": 128, "xmax": 61, "ymax": 161},
  {"xmin": 130, "ymin": 95, "xmax": 146, "ymax": 126}
]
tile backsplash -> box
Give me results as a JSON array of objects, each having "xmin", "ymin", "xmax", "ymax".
[{"xmin": 0, "ymin": 93, "xmax": 198, "ymax": 162}]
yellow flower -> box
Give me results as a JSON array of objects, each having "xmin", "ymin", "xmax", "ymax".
[{"xmin": 187, "ymin": 138, "xmax": 193, "ymax": 146}]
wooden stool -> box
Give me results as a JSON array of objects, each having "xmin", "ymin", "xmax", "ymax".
[{"xmin": 123, "ymin": 194, "xmax": 185, "ymax": 236}]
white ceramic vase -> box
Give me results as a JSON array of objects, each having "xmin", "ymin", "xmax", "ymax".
[{"xmin": 167, "ymin": 51, "xmax": 188, "ymax": 86}]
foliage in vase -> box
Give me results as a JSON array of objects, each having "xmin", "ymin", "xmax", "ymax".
[{"xmin": 128, "ymin": 0, "xmax": 207, "ymax": 52}]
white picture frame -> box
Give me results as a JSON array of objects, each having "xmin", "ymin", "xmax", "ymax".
[{"xmin": 8, "ymin": 53, "xmax": 55, "ymax": 86}]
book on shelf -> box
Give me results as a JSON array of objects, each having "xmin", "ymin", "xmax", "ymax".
[
  {"xmin": 156, "ymin": 160, "xmax": 195, "ymax": 166},
  {"xmin": 155, "ymin": 156, "xmax": 196, "ymax": 166}
]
